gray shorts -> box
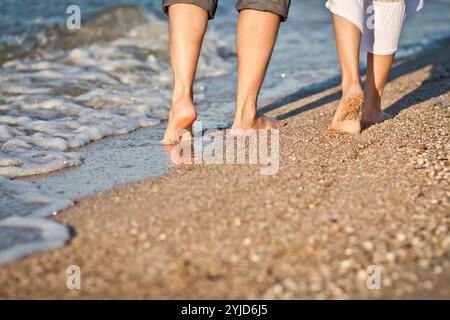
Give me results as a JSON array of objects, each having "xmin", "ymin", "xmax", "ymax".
[{"xmin": 162, "ymin": 0, "xmax": 291, "ymax": 21}]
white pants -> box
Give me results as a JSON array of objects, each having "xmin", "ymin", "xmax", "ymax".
[{"xmin": 326, "ymin": 0, "xmax": 424, "ymax": 55}]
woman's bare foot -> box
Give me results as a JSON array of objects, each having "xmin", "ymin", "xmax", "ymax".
[
  {"xmin": 328, "ymin": 85, "xmax": 364, "ymax": 134},
  {"xmin": 361, "ymin": 107, "xmax": 392, "ymax": 127},
  {"xmin": 230, "ymin": 112, "xmax": 286, "ymax": 134},
  {"xmin": 161, "ymin": 98, "xmax": 197, "ymax": 145}
]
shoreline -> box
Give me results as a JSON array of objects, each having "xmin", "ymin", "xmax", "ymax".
[{"xmin": 1, "ymin": 37, "xmax": 449, "ymax": 299}]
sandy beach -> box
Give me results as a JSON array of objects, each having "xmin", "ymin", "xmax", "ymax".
[{"xmin": 1, "ymin": 36, "xmax": 449, "ymax": 299}]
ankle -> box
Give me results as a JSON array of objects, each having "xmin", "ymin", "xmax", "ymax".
[
  {"xmin": 341, "ymin": 81, "xmax": 362, "ymax": 97},
  {"xmin": 363, "ymin": 94, "xmax": 381, "ymax": 112},
  {"xmin": 362, "ymin": 104, "xmax": 382, "ymax": 116},
  {"xmin": 172, "ymin": 94, "xmax": 193, "ymax": 107},
  {"xmin": 172, "ymin": 85, "xmax": 193, "ymax": 104},
  {"xmin": 234, "ymin": 100, "xmax": 257, "ymax": 124},
  {"xmin": 169, "ymin": 94, "xmax": 196, "ymax": 120}
]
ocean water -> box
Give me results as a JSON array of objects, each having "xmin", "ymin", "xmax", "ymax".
[{"xmin": 1, "ymin": 0, "xmax": 450, "ymax": 265}]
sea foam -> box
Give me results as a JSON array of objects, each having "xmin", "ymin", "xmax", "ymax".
[{"xmin": 0, "ymin": 12, "xmax": 232, "ymax": 178}]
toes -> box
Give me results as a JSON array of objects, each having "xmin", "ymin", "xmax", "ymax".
[
  {"xmin": 229, "ymin": 115, "xmax": 284, "ymax": 131},
  {"xmin": 273, "ymin": 121, "xmax": 286, "ymax": 129},
  {"xmin": 361, "ymin": 112, "xmax": 392, "ymax": 127},
  {"xmin": 328, "ymin": 122, "xmax": 338, "ymax": 131},
  {"xmin": 180, "ymin": 130, "xmax": 193, "ymax": 142},
  {"xmin": 263, "ymin": 116, "xmax": 286, "ymax": 129},
  {"xmin": 160, "ymin": 136, "xmax": 178, "ymax": 145},
  {"xmin": 161, "ymin": 128, "xmax": 192, "ymax": 145},
  {"xmin": 328, "ymin": 120, "xmax": 361, "ymax": 134}
]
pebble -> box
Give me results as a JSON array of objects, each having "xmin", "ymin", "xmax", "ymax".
[
  {"xmin": 419, "ymin": 259, "xmax": 430, "ymax": 269},
  {"xmin": 340, "ymin": 259, "xmax": 353, "ymax": 272},
  {"xmin": 159, "ymin": 233, "xmax": 167, "ymax": 241},
  {"xmin": 396, "ymin": 233, "xmax": 406, "ymax": 242},
  {"xmin": 357, "ymin": 269, "xmax": 367, "ymax": 281},
  {"xmin": 382, "ymin": 278, "xmax": 393, "ymax": 287},
  {"xmin": 433, "ymin": 265, "xmax": 443, "ymax": 274},
  {"xmin": 344, "ymin": 248, "xmax": 353, "ymax": 256},
  {"xmin": 138, "ymin": 233, "xmax": 147, "ymax": 241},
  {"xmin": 412, "ymin": 237, "xmax": 422, "ymax": 247},
  {"xmin": 386, "ymin": 252, "xmax": 396, "ymax": 263},
  {"xmin": 130, "ymin": 220, "xmax": 138, "ymax": 228},
  {"xmin": 250, "ymin": 253, "xmax": 261, "ymax": 263},
  {"xmin": 230, "ymin": 255, "xmax": 239, "ymax": 263},
  {"xmin": 344, "ymin": 226, "xmax": 354, "ymax": 234},
  {"xmin": 391, "ymin": 272, "xmax": 400, "ymax": 280},
  {"xmin": 422, "ymin": 281, "xmax": 434, "ymax": 289},
  {"xmin": 362, "ymin": 241, "xmax": 373, "ymax": 251}
]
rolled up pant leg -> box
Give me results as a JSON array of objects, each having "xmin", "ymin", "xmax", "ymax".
[
  {"xmin": 235, "ymin": 0, "xmax": 291, "ymax": 21},
  {"xmin": 162, "ymin": 0, "xmax": 218, "ymax": 19},
  {"xmin": 326, "ymin": 0, "xmax": 408, "ymax": 55},
  {"xmin": 362, "ymin": 0, "xmax": 406, "ymax": 55}
]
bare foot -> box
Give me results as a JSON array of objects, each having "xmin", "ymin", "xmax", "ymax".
[
  {"xmin": 361, "ymin": 108, "xmax": 392, "ymax": 127},
  {"xmin": 161, "ymin": 98, "xmax": 197, "ymax": 145},
  {"xmin": 328, "ymin": 86, "xmax": 364, "ymax": 134},
  {"xmin": 230, "ymin": 113, "xmax": 286, "ymax": 134}
]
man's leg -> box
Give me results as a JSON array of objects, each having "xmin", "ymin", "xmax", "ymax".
[
  {"xmin": 231, "ymin": 3, "xmax": 289, "ymax": 132},
  {"xmin": 161, "ymin": 3, "xmax": 210, "ymax": 145}
]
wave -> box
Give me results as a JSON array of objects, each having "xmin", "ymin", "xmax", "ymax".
[{"xmin": 0, "ymin": 4, "xmax": 154, "ymax": 65}]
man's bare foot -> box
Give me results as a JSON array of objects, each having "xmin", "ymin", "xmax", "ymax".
[
  {"xmin": 361, "ymin": 107, "xmax": 392, "ymax": 127},
  {"xmin": 161, "ymin": 98, "xmax": 197, "ymax": 145},
  {"xmin": 328, "ymin": 85, "xmax": 364, "ymax": 134},
  {"xmin": 230, "ymin": 113, "xmax": 286, "ymax": 134}
]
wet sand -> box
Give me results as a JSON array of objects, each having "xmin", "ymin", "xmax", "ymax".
[{"xmin": 0, "ymin": 38, "xmax": 449, "ymax": 299}]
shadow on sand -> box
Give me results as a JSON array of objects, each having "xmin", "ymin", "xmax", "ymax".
[{"xmin": 259, "ymin": 36, "xmax": 450, "ymax": 122}]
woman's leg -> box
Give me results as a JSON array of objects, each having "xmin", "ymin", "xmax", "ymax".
[
  {"xmin": 161, "ymin": 4, "xmax": 209, "ymax": 145},
  {"xmin": 329, "ymin": 13, "xmax": 364, "ymax": 134},
  {"xmin": 362, "ymin": 52, "xmax": 395, "ymax": 125},
  {"xmin": 361, "ymin": 0, "xmax": 406, "ymax": 126}
]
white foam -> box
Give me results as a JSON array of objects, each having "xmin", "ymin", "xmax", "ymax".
[
  {"xmin": 0, "ymin": 26, "xmax": 232, "ymax": 179},
  {"xmin": 0, "ymin": 175, "xmax": 73, "ymax": 265},
  {"xmin": 0, "ymin": 216, "xmax": 70, "ymax": 265}
]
